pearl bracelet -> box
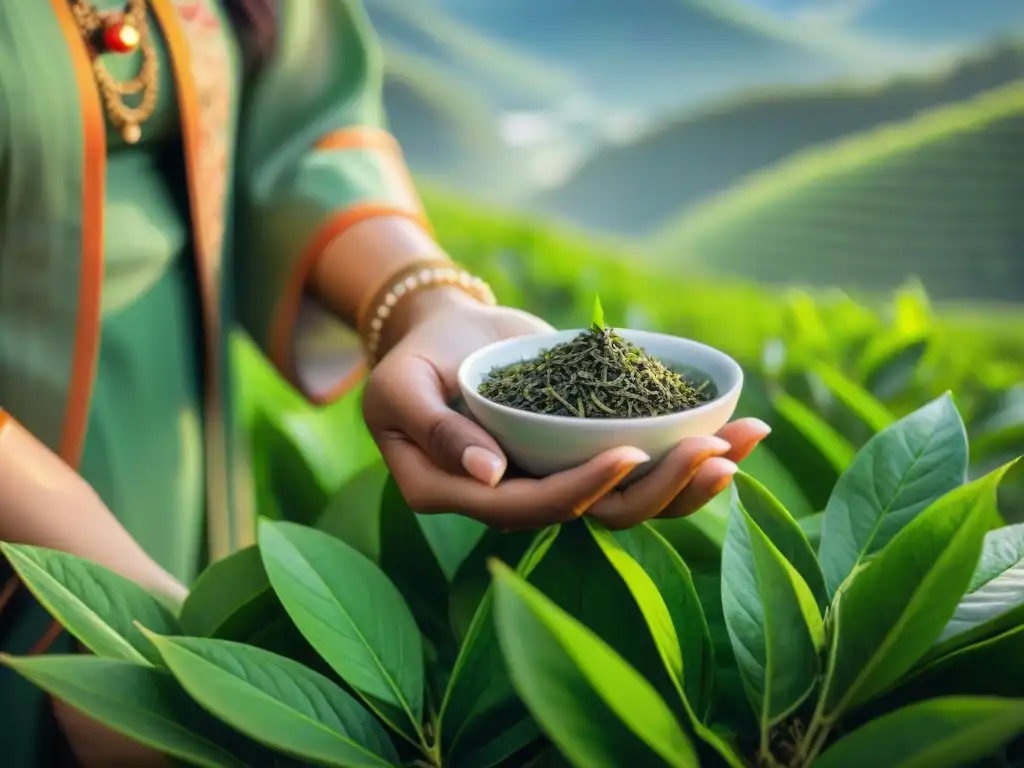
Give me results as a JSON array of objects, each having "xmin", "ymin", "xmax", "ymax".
[{"xmin": 363, "ymin": 264, "xmax": 497, "ymax": 365}]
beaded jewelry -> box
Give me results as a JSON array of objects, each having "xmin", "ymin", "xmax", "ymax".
[
  {"xmin": 71, "ymin": 0, "xmax": 158, "ymax": 144},
  {"xmin": 360, "ymin": 263, "xmax": 496, "ymax": 366}
]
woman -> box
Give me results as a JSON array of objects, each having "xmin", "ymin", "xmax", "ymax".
[{"xmin": 0, "ymin": 1, "xmax": 769, "ymax": 764}]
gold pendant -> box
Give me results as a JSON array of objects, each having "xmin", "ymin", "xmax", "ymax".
[{"xmin": 122, "ymin": 123, "xmax": 142, "ymax": 144}]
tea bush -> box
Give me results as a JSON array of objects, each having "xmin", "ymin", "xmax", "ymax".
[
  {"xmin": 238, "ymin": 190, "xmax": 1024, "ymax": 543},
  {"xmin": 3, "ymin": 396, "xmax": 1023, "ymax": 767}
]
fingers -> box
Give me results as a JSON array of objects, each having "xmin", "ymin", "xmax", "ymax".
[
  {"xmin": 367, "ymin": 356, "xmax": 508, "ymax": 486},
  {"xmin": 716, "ymin": 418, "xmax": 772, "ymax": 463},
  {"xmin": 378, "ymin": 434, "xmax": 650, "ymax": 530},
  {"xmin": 586, "ymin": 436, "xmax": 732, "ymax": 530},
  {"xmin": 656, "ymin": 457, "xmax": 740, "ymax": 520}
]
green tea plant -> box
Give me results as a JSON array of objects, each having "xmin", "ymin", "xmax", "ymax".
[
  {"xmin": 721, "ymin": 281, "xmax": 1024, "ymax": 523},
  {"xmin": 2, "ymin": 395, "xmax": 1023, "ymax": 767}
]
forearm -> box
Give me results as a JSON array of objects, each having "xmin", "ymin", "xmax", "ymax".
[
  {"xmin": 0, "ymin": 412, "xmax": 185, "ymax": 605},
  {"xmin": 308, "ymin": 215, "xmax": 481, "ymax": 357}
]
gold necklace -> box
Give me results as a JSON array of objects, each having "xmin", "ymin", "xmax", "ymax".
[{"xmin": 70, "ymin": 0, "xmax": 159, "ymax": 144}]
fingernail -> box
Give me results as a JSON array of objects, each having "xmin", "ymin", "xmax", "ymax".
[
  {"xmin": 462, "ymin": 446, "xmax": 506, "ymax": 487},
  {"xmin": 707, "ymin": 436, "xmax": 733, "ymax": 453},
  {"xmin": 572, "ymin": 448, "xmax": 650, "ymax": 518},
  {"xmin": 709, "ymin": 459, "xmax": 740, "ymax": 496},
  {"xmin": 751, "ymin": 419, "xmax": 773, "ymax": 437},
  {"xmin": 613, "ymin": 446, "xmax": 652, "ymax": 468}
]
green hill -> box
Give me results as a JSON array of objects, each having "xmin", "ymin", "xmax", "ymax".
[
  {"xmin": 434, "ymin": 0, "xmax": 856, "ymax": 111},
  {"xmin": 650, "ymin": 82, "xmax": 1024, "ymax": 302},
  {"xmin": 534, "ymin": 42, "xmax": 1024, "ymax": 236}
]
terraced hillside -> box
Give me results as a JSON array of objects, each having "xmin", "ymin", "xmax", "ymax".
[
  {"xmin": 535, "ymin": 42, "xmax": 1024, "ymax": 236},
  {"xmin": 651, "ymin": 83, "xmax": 1024, "ymax": 302}
]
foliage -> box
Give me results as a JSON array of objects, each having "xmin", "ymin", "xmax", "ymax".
[
  {"xmin": 239, "ymin": 188, "xmax": 1024, "ymax": 528},
  {"xmin": 3, "ymin": 398, "xmax": 1024, "ymax": 767}
]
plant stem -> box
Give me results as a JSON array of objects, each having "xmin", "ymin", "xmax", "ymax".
[{"xmin": 802, "ymin": 724, "xmax": 833, "ymax": 767}]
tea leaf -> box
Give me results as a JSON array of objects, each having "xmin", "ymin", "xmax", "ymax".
[
  {"xmin": 441, "ymin": 528, "xmax": 558, "ymax": 762},
  {"xmin": 0, "ymin": 543, "xmax": 180, "ymax": 665},
  {"xmin": 970, "ymin": 385, "xmax": 1024, "ymax": 461},
  {"xmin": 898, "ymin": 624, "xmax": 1024, "ymax": 703},
  {"xmin": 808, "ymin": 362, "xmax": 895, "ymax": 435},
  {"xmin": 819, "ymin": 394, "xmax": 969, "ymax": 597},
  {"xmin": 179, "ymin": 546, "xmax": 276, "ymax": 640},
  {"xmin": 490, "ymin": 561, "xmax": 699, "ymax": 768},
  {"xmin": 449, "ymin": 717, "xmax": 542, "ymax": 768},
  {"xmin": 858, "ymin": 333, "xmax": 930, "ymax": 402},
  {"xmin": 146, "ymin": 634, "xmax": 398, "ymax": 767},
  {"xmin": 478, "ymin": 328, "xmax": 710, "ymax": 418},
  {"xmin": 891, "ymin": 278, "xmax": 933, "ymax": 336},
  {"xmin": 798, "ymin": 512, "xmax": 823, "ymax": 550},
  {"xmin": 814, "ymin": 697, "xmax": 1024, "ymax": 768},
  {"xmin": 592, "ymin": 295, "xmax": 606, "ymax": 331},
  {"xmin": 732, "ymin": 473, "xmax": 827, "ymax": 611},
  {"xmin": 931, "ymin": 522, "xmax": 1024, "ymax": 654},
  {"xmin": 736, "ymin": 444, "xmax": 815, "ymax": 519},
  {"xmin": 772, "ymin": 392, "xmax": 856, "ymax": 474},
  {"xmin": 609, "ymin": 523, "xmax": 714, "ymax": 715},
  {"xmin": 258, "ymin": 520, "xmax": 424, "ymax": 743},
  {"xmin": 0, "ymin": 655, "xmax": 244, "ymax": 768},
  {"xmin": 594, "ymin": 523, "xmax": 745, "ymax": 768},
  {"xmin": 821, "ymin": 466, "xmax": 1008, "ymax": 717},
  {"xmin": 379, "ymin": 477, "xmax": 454, "ymax": 658},
  {"xmin": 584, "ymin": 522, "xmax": 683, "ymax": 693},
  {"xmin": 449, "ymin": 529, "xmax": 538, "ymax": 644},
  {"xmin": 316, "ymin": 462, "xmax": 389, "ymax": 562},
  {"xmin": 418, "ymin": 513, "xmax": 487, "ymax": 582},
  {"xmin": 721, "ymin": 505, "xmax": 823, "ymax": 734}
]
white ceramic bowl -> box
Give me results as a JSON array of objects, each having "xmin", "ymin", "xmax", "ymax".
[{"xmin": 457, "ymin": 328, "xmax": 744, "ymax": 478}]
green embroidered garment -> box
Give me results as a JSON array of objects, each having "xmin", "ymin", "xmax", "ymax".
[{"xmin": 0, "ymin": 1, "xmax": 425, "ymax": 762}]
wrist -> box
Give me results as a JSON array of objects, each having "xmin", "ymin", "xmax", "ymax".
[{"xmin": 378, "ymin": 285, "xmax": 480, "ymax": 356}]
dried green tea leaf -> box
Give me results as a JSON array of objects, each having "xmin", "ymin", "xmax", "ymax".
[{"xmin": 478, "ymin": 328, "xmax": 712, "ymax": 419}]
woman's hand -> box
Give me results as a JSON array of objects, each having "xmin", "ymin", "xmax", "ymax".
[{"xmin": 363, "ymin": 289, "xmax": 770, "ymax": 530}]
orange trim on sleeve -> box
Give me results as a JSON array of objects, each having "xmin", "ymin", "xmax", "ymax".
[
  {"xmin": 51, "ymin": 0, "xmax": 106, "ymax": 469},
  {"xmin": 269, "ymin": 204, "xmax": 432, "ymax": 404},
  {"xmin": 0, "ymin": 576, "xmax": 18, "ymax": 614},
  {"xmin": 313, "ymin": 127, "xmax": 427, "ymax": 221},
  {"xmin": 29, "ymin": 620, "xmax": 66, "ymax": 656},
  {"xmin": 313, "ymin": 126, "xmax": 401, "ymax": 154},
  {"xmin": 7, "ymin": 2, "xmax": 106, "ymax": 660}
]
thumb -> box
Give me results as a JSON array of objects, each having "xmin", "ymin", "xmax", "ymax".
[{"xmin": 372, "ymin": 356, "xmax": 509, "ymax": 486}]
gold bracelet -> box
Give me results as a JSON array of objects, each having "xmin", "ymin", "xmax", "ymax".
[{"xmin": 363, "ymin": 263, "xmax": 496, "ymax": 365}]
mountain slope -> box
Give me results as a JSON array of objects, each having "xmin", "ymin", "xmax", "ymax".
[
  {"xmin": 533, "ymin": 42, "xmax": 1024, "ymax": 236},
  {"xmin": 434, "ymin": 0, "xmax": 856, "ymax": 111},
  {"xmin": 850, "ymin": 0, "xmax": 1024, "ymax": 44},
  {"xmin": 650, "ymin": 83, "xmax": 1024, "ymax": 301}
]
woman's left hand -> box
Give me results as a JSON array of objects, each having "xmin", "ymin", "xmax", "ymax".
[{"xmin": 363, "ymin": 289, "xmax": 771, "ymax": 530}]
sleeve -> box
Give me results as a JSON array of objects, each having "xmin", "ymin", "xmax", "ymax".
[{"xmin": 233, "ymin": 0, "xmax": 429, "ymax": 405}]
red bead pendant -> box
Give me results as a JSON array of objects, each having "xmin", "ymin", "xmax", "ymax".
[{"xmin": 103, "ymin": 20, "xmax": 140, "ymax": 54}]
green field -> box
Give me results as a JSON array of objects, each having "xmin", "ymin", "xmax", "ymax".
[
  {"xmin": 536, "ymin": 41, "xmax": 1024, "ymax": 236},
  {"xmin": 651, "ymin": 82, "xmax": 1024, "ymax": 301}
]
